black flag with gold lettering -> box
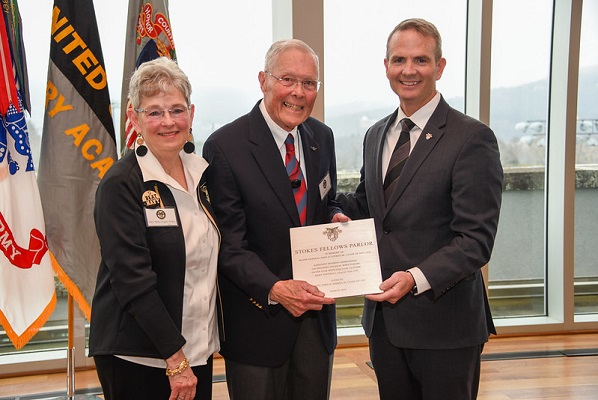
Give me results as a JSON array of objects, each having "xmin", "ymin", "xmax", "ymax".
[{"xmin": 37, "ymin": 0, "xmax": 117, "ymax": 321}]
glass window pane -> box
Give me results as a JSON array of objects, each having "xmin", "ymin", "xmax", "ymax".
[
  {"xmin": 324, "ymin": 0, "xmax": 467, "ymax": 327},
  {"xmin": 574, "ymin": 1, "xmax": 598, "ymax": 315},
  {"xmin": 324, "ymin": 0, "xmax": 466, "ymax": 173},
  {"xmin": 169, "ymin": 2, "xmax": 271, "ymax": 152},
  {"xmin": 488, "ymin": 0, "xmax": 553, "ymax": 318}
]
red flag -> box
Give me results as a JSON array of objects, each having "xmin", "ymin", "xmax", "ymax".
[{"xmin": 120, "ymin": 0, "xmax": 177, "ymax": 154}]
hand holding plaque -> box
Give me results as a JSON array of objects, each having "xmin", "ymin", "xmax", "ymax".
[{"xmin": 290, "ymin": 218, "xmax": 383, "ymax": 298}]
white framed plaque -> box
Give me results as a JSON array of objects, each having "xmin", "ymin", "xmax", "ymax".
[{"xmin": 290, "ymin": 218, "xmax": 383, "ymax": 298}]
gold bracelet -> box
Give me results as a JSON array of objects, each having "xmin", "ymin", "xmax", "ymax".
[{"xmin": 165, "ymin": 357, "xmax": 189, "ymax": 377}]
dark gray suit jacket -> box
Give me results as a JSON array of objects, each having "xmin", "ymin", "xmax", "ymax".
[
  {"xmin": 202, "ymin": 101, "xmax": 341, "ymax": 367},
  {"xmin": 339, "ymin": 96, "xmax": 502, "ymax": 349}
]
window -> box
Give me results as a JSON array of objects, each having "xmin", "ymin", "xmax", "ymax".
[
  {"xmin": 324, "ymin": 0, "xmax": 466, "ymax": 173},
  {"xmin": 574, "ymin": 0, "xmax": 598, "ymax": 316},
  {"xmin": 486, "ymin": 0, "xmax": 553, "ymax": 318},
  {"xmin": 169, "ymin": 1, "xmax": 271, "ymax": 151}
]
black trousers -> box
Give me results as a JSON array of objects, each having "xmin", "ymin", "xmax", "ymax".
[
  {"xmin": 94, "ymin": 355, "xmax": 213, "ymax": 400},
  {"xmin": 369, "ymin": 310, "xmax": 482, "ymax": 400},
  {"xmin": 224, "ymin": 314, "xmax": 333, "ymax": 400}
]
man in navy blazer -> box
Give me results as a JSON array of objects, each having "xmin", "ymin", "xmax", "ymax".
[
  {"xmin": 337, "ymin": 19, "xmax": 503, "ymax": 399},
  {"xmin": 203, "ymin": 39, "xmax": 342, "ymax": 400}
]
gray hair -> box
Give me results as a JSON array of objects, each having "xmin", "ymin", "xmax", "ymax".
[
  {"xmin": 264, "ymin": 39, "xmax": 320, "ymax": 78},
  {"xmin": 386, "ymin": 18, "xmax": 443, "ymax": 61},
  {"xmin": 128, "ymin": 57, "xmax": 192, "ymax": 108}
]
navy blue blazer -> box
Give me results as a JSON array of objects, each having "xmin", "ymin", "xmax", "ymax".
[
  {"xmin": 339, "ymin": 96, "xmax": 502, "ymax": 349},
  {"xmin": 203, "ymin": 101, "xmax": 341, "ymax": 367},
  {"xmin": 89, "ymin": 151, "xmax": 220, "ymax": 360}
]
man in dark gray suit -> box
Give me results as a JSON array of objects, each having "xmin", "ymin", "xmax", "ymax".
[
  {"xmin": 338, "ymin": 18, "xmax": 503, "ymax": 399},
  {"xmin": 203, "ymin": 39, "xmax": 343, "ymax": 400}
]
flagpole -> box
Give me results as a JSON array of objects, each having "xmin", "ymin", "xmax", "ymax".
[{"xmin": 66, "ymin": 293, "xmax": 75, "ymax": 398}]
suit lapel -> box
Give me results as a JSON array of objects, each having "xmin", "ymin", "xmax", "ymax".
[
  {"xmin": 247, "ymin": 106, "xmax": 300, "ymax": 225},
  {"xmin": 384, "ymin": 98, "xmax": 449, "ymax": 212},
  {"xmin": 369, "ymin": 110, "xmax": 397, "ymax": 217},
  {"xmin": 298, "ymin": 123, "xmax": 320, "ymax": 225}
]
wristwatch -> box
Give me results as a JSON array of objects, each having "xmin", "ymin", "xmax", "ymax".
[{"xmin": 406, "ymin": 270, "xmax": 417, "ymax": 295}]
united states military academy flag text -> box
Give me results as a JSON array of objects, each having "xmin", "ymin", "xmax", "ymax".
[
  {"xmin": 0, "ymin": 0, "xmax": 57, "ymax": 350},
  {"xmin": 37, "ymin": 0, "xmax": 117, "ymax": 322},
  {"xmin": 121, "ymin": 0, "xmax": 177, "ymax": 154}
]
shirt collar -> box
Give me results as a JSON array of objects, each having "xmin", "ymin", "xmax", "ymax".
[
  {"xmin": 259, "ymin": 99, "xmax": 299, "ymax": 150},
  {"xmin": 395, "ymin": 92, "xmax": 442, "ymax": 131},
  {"xmin": 135, "ymin": 142, "xmax": 208, "ymax": 189}
]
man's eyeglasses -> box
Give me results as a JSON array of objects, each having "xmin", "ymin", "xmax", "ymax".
[
  {"xmin": 266, "ymin": 72, "xmax": 321, "ymax": 92},
  {"xmin": 135, "ymin": 106, "xmax": 190, "ymax": 121}
]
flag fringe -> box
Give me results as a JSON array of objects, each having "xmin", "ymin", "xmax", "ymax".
[
  {"xmin": 0, "ymin": 292, "xmax": 57, "ymax": 350},
  {"xmin": 49, "ymin": 252, "xmax": 92, "ymax": 322}
]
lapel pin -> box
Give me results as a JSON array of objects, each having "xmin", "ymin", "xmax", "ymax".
[
  {"xmin": 310, "ymin": 146, "xmax": 317, "ymax": 151},
  {"xmin": 425, "ymin": 133, "xmax": 433, "ymax": 140}
]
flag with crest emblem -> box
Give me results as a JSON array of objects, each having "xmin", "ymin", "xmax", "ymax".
[{"xmin": 120, "ymin": 0, "xmax": 177, "ymax": 154}]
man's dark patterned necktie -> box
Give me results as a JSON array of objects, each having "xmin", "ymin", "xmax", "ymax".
[{"xmin": 383, "ymin": 118, "xmax": 415, "ymax": 204}]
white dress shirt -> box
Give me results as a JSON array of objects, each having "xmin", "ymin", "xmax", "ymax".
[{"xmin": 119, "ymin": 147, "xmax": 220, "ymax": 368}]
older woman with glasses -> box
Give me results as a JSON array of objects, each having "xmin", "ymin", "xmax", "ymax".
[{"xmin": 89, "ymin": 57, "xmax": 220, "ymax": 400}]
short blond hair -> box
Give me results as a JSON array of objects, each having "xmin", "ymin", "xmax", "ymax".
[{"xmin": 128, "ymin": 57, "xmax": 192, "ymax": 108}]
